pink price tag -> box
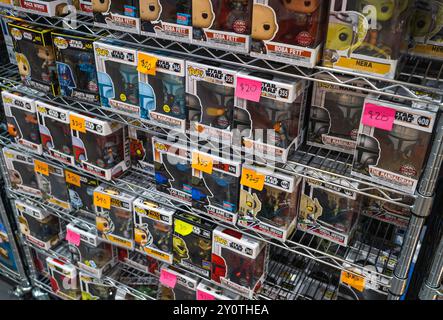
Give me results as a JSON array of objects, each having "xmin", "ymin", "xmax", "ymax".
[
  {"xmin": 197, "ymin": 290, "xmax": 215, "ymax": 300},
  {"xmin": 362, "ymin": 103, "xmax": 396, "ymax": 131},
  {"xmin": 66, "ymin": 229, "xmax": 80, "ymax": 247},
  {"xmin": 235, "ymin": 77, "xmax": 262, "ymax": 102},
  {"xmin": 160, "ymin": 269, "xmax": 177, "ymax": 288}
]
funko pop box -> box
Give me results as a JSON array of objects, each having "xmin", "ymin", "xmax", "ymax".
[
  {"xmin": 196, "ymin": 280, "xmax": 241, "ymax": 300},
  {"xmin": 234, "ymin": 70, "xmax": 307, "ymax": 162},
  {"xmin": 80, "ymin": 272, "xmax": 117, "ymax": 300},
  {"xmin": 191, "ymin": 0, "xmax": 253, "ymax": 53},
  {"xmin": 237, "ymin": 164, "xmax": 302, "ymax": 241},
  {"xmin": 65, "ymin": 169, "xmax": 100, "ymax": 214},
  {"xmin": 69, "ymin": 111, "xmax": 131, "ymax": 181},
  {"xmin": 212, "ymin": 226, "xmax": 267, "ymax": 298},
  {"xmin": 13, "ymin": 0, "xmax": 71, "ymax": 17},
  {"xmin": 250, "ymin": 0, "xmax": 328, "ymax": 68},
  {"xmin": 351, "ymin": 96, "xmax": 436, "ymax": 195},
  {"xmin": 140, "ymin": 0, "xmax": 193, "ymax": 42},
  {"xmin": 2, "ymin": 90, "xmax": 42, "ymax": 154},
  {"xmin": 361, "ymin": 195, "xmax": 411, "ymax": 229},
  {"xmin": 15, "ymin": 200, "xmax": 61, "ymax": 250},
  {"xmin": 8, "ymin": 21, "xmax": 59, "ymax": 95},
  {"xmin": 173, "ymin": 212, "xmax": 216, "ymax": 279},
  {"xmin": 94, "ymin": 184, "xmax": 136, "ymax": 250},
  {"xmin": 133, "ymin": 195, "xmax": 175, "ymax": 264},
  {"xmin": 46, "ymin": 256, "xmax": 81, "ymax": 300},
  {"xmin": 92, "ymin": 0, "xmax": 140, "ymax": 33},
  {"xmin": 158, "ymin": 265, "xmax": 199, "ymax": 300},
  {"xmin": 52, "ymin": 32, "xmax": 100, "ymax": 104}
]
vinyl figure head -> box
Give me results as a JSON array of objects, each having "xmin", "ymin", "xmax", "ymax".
[
  {"xmin": 357, "ymin": 0, "xmax": 395, "ymax": 22},
  {"xmin": 16, "ymin": 53, "xmax": 31, "ymax": 78},
  {"xmin": 192, "ymin": 0, "xmax": 215, "ymax": 28},
  {"xmin": 140, "ymin": 0, "xmax": 162, "ymax": 21},
  {"xmin": 37, "ymin": 45, "xmax": 55, "ymax": 62},
  {"xmin": 281, "ymin": 0, "xmax": 321, "ymax": 14},
  {"xmin": 93, "ymin": 0, "xmax": 111, "ymax": 13},
  {"xmin": 252, "ymin": 4, "xmax": 278, "ymax": 41}
]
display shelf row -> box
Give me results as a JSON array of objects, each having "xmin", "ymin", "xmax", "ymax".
[{"xmin": 0, "ymin": 262, "xmax": 22, "ymax": 284}]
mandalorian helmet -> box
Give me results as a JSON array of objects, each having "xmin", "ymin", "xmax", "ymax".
[
  {"xmin": 385, "ymin": 125, "xmax": 421, "ymax": 160},
  {"xmin": 353, "ymin": 134, "xmax": 380, "ymax": 171},
  {"xmin": 196, "ymin": 82, "xmax": 234, "ymax": 129},
  {"xmin": 309, "ymin": 106, "xmax": 331, "ymax": 140}
]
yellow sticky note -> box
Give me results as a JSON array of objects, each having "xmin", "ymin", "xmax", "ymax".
[
  {"xmin": 34, "ymin": 160, "xmax": 49, "ymax": 176},
  {"xmin": 240, "ymin": 168, "xmax": 265, "ymax": 191},
  {"xmin": 192, "ymin": 152, "xmax": 213, "ymax": 174},
  {"xmin": 340, "ymin": 271, "xmax": 366, "ymax": 292},
  {"xmin": 65, "ymin": 170, "xmax": 81, "ymax": 187},
  {"xmin": 70, "ymin": 114, "xmax": 86, "ymax": 133},
  {"xmin": 137, "ymin": 53, "xmax": 158, "ymax": 75},
  {"xmin": 94, "ymin": 192, "xmax": 111, "ymax": 209}
]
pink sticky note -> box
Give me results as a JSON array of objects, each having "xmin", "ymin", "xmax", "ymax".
[
  {"xmin": 160, "ymin": 269, "xmax": 177, "ymax": 288},
  {"xmin": 66, "ymin": 229, "xmax": 80, "ymax": 246},
  {"xmin": 235, "ymin": 77, "xmax": 262, "ymax": 102},
  {"xmin": 197, "ymin": 290, "xmax": 216, "ymax": 300},
  {"xmin": 362, "ymin": 103, "xmax": 396, "ymax": 131}
]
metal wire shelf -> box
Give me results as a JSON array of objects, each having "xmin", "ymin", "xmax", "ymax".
[{"xmin": 0, "ymin": 263, "xmax": 23, "ymax": 284}]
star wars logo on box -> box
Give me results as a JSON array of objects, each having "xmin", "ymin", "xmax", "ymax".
[
  {"xmin": 2, "ymin": 148, "xmax": 42, "ymax": 197},
  {"xmin": 46, "ymin": 257, "xmax": 81, "ymax": 300},
  {"xmin": 191, "ymin": 0, "xmax": 253, "ymax": 53},
  {"xmin": 139, "ymin": 53, "xmax": 187, "ymax": 131},
  {"xmin": 92, "ymin": 0, "xmax": 140, "ymax": 33},
  {"xmin": 158, "ymin": 265, "xmax": 198, "ymax": 300},
  {"xmin": 173, "ymin": 213, "xmax": 215, "ymax": 279},
  {"xmin": 8, "ymin": 21, "xmax": 59, "ymax": 95},
  {"xmin": 234, "ymin": 71, "xmax": 306, "ymax": 162},
  {"xmin": 140, "ymin": 0, "xmax": 192, "ymax": 41},
  {"xmin": 307, "ymin": 77, "xmax": 369, "ymax": 154},
  {"xmin": 250, "ymin": 0, "xmax": 328, "ymax": 67},
  {"xmin": 65, "ymin": 169, "xmax": 99, "ymax": 213},
  {"xmin": 16, "ymin": 0, "xmax": 71, "ymax": 18},
  {"xmin": 352, "ymin": 97, "xmax": 436, "ymax": 195},
  {"xmin": 129, "ymin": 127, "xmax": 154, "ymax": 175},
  {"xmin": 2, "ymin": 90, "xmax": 42, "ymax": 154},
  {"xmin": 212, "ymin": 227, "xmax": 267, "ymax": 298},
  {"xmin": 52, "ymin": 32, "xmax": 100, "ymax": 104},
  {"xmin": 80, "ymin": 272, "xmax": 117, "ymax": 300},
  {"xmin": 238, "ymin": 164, "xmax": 301, "ymax": 241},
  {"xmin": 186, "ymin": 61, "xmax": 236, "ymax": 144}
]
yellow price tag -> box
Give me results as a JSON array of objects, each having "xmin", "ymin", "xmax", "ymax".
[
  {"xmin": 93, "ymin": 192, "xmax": 111, "ymax": 209},
  {"xmin": 65, "ymin": 170, "xmax": 81, "ymax": 187},
  {"xmin": 137, "ymin": 52, "xmax": 158, "ymax": 75},
  {"xmin": 174, "ymin": 220, "xmax": 193, "ymax": 236},
  {"xmin": 191, "ymin": 152, "xmax": 213, "ymax": 174},
  {"xmin": 340, "ymin": 270, "xmax": 365, "ymax": 292},
  {"xmin": 70, "ymin": 114, "xmax": 86, "ymax": 133},
  {"xmin": 240, "ymin": 168, "xmax": 265, "ymax": 191},
  {"xmin": 34, "ymin": 160, "xmax": 49, "ymax": 176}
]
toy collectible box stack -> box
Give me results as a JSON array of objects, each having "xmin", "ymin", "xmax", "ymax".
[
  {"xmin": 323, "ymin": 0, "xmax": 412, "ymax": 79},
  {"xmin": 307, "ymin": 76, "xmax": 368, "ymax": 154},
  {"xmin": 140, "ymin": 0, "xmax": 192, "ymax": 42},
  {"xmin": 196, "ymin": 280, "xmax": 241, "ymax": 300},
  {"xmin": 186, "ymin": 60, "xmax": 237, "ymax": 143},
  {"xmin": 15, "ymin": 200, "xmax": 61, "ymax": 250},
  {"xmin": 69, "ymin": 111, "xmax": 131, "ymax": 180},
  {"xmin": 129, "ymin": 126, "xmax": 154, "ymax": 175},
  {"xmin": 36, "ymin": 101, "xmax": 74, "ymax": 166},
  {"xmin": 2, "ymin": 90, "xmax": 42, "ymax": 154},
  {"xmin": 191, "ymin": 149, "xmax": 241, "ymax": 225},
  {"xmin": 67, "ymin": 223, "xmax": 116, "ymax": 278},
  {"xmin": 52, "ymin": 32, "xmax": 100, "ymax": 104},
  {"xmin": 234, "ymin": 71, "xmax": 306, "ymax": 162},
  {"xmin": 13, "ymin": 0, "xmax": 70, "ymax": 17},
  {"xmin": 153, "ymin": 136, "xmax": 193, "ymax": 204},
  {"xmin": 94, "ymin": 185, "xmax": 136, "ymax": 250},
  {"xmin": 250, "ymin": 0, "xmax": 327, "ymax": 67},
  {"xmin": 191, "ymin": 0, "xmax": 253, "ymax": 53},
  {"xmin": 361, "ymin": 195, "xmax": 411, "ymax": 229},
  {"xmin": 46, "ymin": 256, "xmax": 81, "ymax": 300},
  {"xmin": 173, "ymin": 212, "xmax": 216, "ymax": 278},
  {"xmin": 238, "ymin": 164, "xmax": 302, "ymax": 241},
  {"xmin": 212, "ymin": 226, "xmax": 267, "ymax": 298},
  {"xmin": 133, "ymin": 196, "xmax": 175, "ymax": 264},
  {"xmin": 80, "ymin": 272, "xmax": 117, "ymax": 300},
  {"xmin": 298, "ymin": 176, "xmax": 361, "ymax": 246},
  {"xmin": 2, "ymin": 147, "xmax": 42, "ymax": 197},
  {"xmin": 158, "ymin": 265, "xmax": 199, "ymax": 300},
  {"xmin": 139, "ymin": 52, "xmax": 187, "ymax": 131},
  {"xmin": 352, "ymin": 97, "xmax": 436, "ymax": 194},
  {"xmin": 94, "ymin": 41, "xmax": 141, "ymax": 117},
  {"xmin": 92, "ymin": 0, "xmax": 140, "ymax": 33},
  {"xmin": 8, "ymin": 21, "xmax": 59, "ymax": 95},
  {"xmin": 65, "ymin": 169, "xmax": 100, "ymax": 213}
]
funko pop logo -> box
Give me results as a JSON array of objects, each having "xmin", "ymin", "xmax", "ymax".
[
  {"xmin": 135, "ymin": 206, "xmax": 146, "ymax": 215},
  {"xmin": 3, "ymin": 97, "xmax": 12, "ymax": 104},
  {"xmin": 214, "ymin": 235, "xmax": 228, "ymax": 246},
  {"xmin": 187, "ymin": 66, "xmax": 205, "ymax": 79},
  {"xmin": 54, "ymin": 37, "xmax": 69, "ymax": 49},
  {"xmin": 10, "ymin": 28, "xmax": 22, "ymax": 40},
  {"xmin": 37, "ymin": 106, "xmax": 47, "ymax": 114},
  {"xmin": 95, "ymin": 48, "xmax": 110, "ymax": 57}
]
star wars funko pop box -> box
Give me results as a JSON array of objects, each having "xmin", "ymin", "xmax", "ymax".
[
  {"xmin": 133, "ymin": 196, "xmax": 175, "ymax": 264},
  {"xmin": 15, "ymin": 200, "xmax": 61, "ymax": 250},
  {"xmin": 250, "ymin": 0, "xmax": 328, "ymax": 67},
  {"xmin": 94, "ymin": 185, "xmax": 136, "ymax": 250},
  {"xmin": 69, "ymin": 111, "xmax": 131, "ymax": 181},
  {"xmin": 196, "ymin": 280, "xmax": 241, "ymax": 300},
  {"xmin": 323, "ymin": 0, "xmax": 412, "ymax": 79},
  {"xmin": 13, "ymin": 0, "xmax": 71, "ymax": 17},
  {"xmin": 36, "ymin": 101, "xmax": 75, "ymax": 166},
  {"xmin": 298, "ymin": 176, "xmax": 361, "ymax": 246},
  {"xmin": 52, "ymin": 32, "xmax": 100, "ymax": 104},
  {"xmin": 8, "ymin": 21, "xmax": 59, "ymax": 95},
  {"xmin": 307, "ymin": 75, "xmax": 369, "ymax": 154},
  {"xmin": 129, "ymin": 126, "xmax": 154, "ymax": 175},
  {"xmin": 80, "ymin": 272, "xmax": 117, "ymax": 300},
  {"xmin": 361, "ymin": 194, "xmax": 411, "ymax": 229},
  {"xmin": 140, "ymin": 0, "xmax": 193, "ymax": 42},
  {"xmin": 191, "ymin": 0, "xmax": 253, "ymax": 53},
  {"xmin": 2, "ymin": 147, "xmax": 42, "ymax": 197},
  {"xmin": 65, "ymin": 169, "xmax": 100, "ymax": 214},
  {"xmin": 46, "ymin": 256, "xmax": 81, "ymax": 300},
  {"xmin": 234, "ymin": 71, "xmax": 307, "ymax": 162},
  {"xmin": 173, "ymin": 212, "xmax": 216, "ymax": 279},
  {"xmin": 237, "ymin": 164, "xmax": 302, "ymax": 241},
  {"xmin": 212, "ymin": 227, "xmax": 267, "ymax": 298},
  {"xmin": 2, "ymin": 90, "xmax": 42, "ymax": 154},
  {"xmin": 351, "ymin": 96, "xmax": 436, "ymax": 195},
  {"xmin": 186, "ymin": 60, "xmax": 237, "ymax": 144},
  {"xmin": 92, "ymin": 0, "xmax": 140, "ymax": 33},
  {"xmin": 158, "ymin": 265, "xmax": 199, "ymax": 300}
]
